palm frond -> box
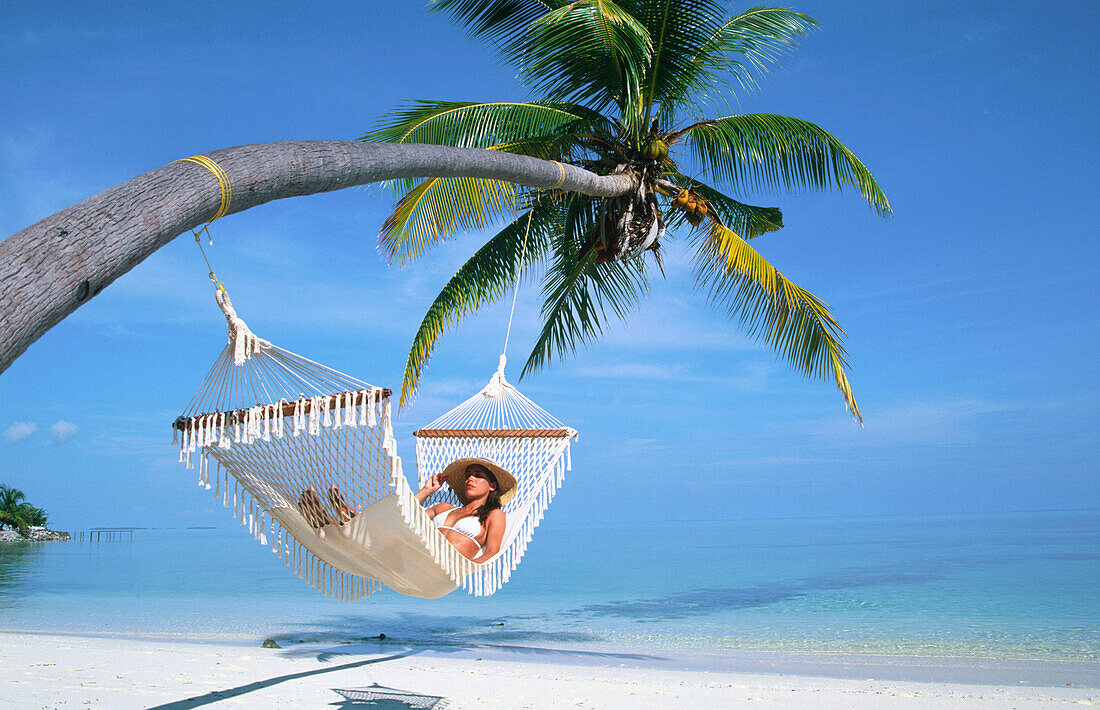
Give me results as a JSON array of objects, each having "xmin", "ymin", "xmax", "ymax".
[
  {"xmin": 686, "ymin": 114, "xmax": 892, "ymax": 218},
  {"xmin": 521, "ymin": 1, "xmax": 653, "ymax": 121},
  {"xmin": 362, "ymin": 100, "xmax": 604, "ymax": 198},
  {"xmin": 630, "ymin": 0, "xmax": 729, "ymax": 122},
  {"xmin": 427, "ymin": 0, "xmax": 564, "ymax": 52},
  {"xmin": 362, "ymin": 100, "xmax": 589, "ymax": 147},
  {"xmin": 658, "ymin": 5, "xmax": 816, "ymax": 113},
  {"xmin": 428, "ymin": 0, "xmax": 650, "ymax": 120},
  {"xmin": 380, "ymin": 176, "xmax": 518, "ymax": 262},
  {"xmin": 702, "ymin": 6, "xmax": 817, "ymax": 74},
  {"xmin": 400, "ymin": 198, "xmax": 559, "ymax": 405},
  {"xmin": 366, "ymin": 101, "xmax": 597, "ymax": 259},
  {"xmin": 522, "ymin": 195, "xmax": 649, "ymax": 376},
  {"xmin": 380, "ymin": 133, "xmax": 584, "ymax": 262},
  {"xmin": 695, "ymin": 222, "xmax": 861, "ymax": 422}
]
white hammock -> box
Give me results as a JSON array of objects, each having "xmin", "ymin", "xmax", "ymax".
[{"xmin": 175, "ymin": 289, "xmax": 576, "ymax": 600}]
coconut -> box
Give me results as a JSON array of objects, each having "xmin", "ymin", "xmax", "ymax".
[{"xmin": 640, "ymin": 138, "xmax": 669, "ymax": 162}]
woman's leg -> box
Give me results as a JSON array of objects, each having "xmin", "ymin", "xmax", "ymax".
[
  {"xmin": 298, "ymin": 486, "xmax": 337, "ymax": 528},
  {"xmin": 327, "ymin": 485, "xmax": 356, "ymax": 523}
]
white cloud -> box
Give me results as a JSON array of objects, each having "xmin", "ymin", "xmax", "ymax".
[
  {"xmin": 50, "ymin": 420, "xmax": 79, "ymax": 444},
  {"xmin": 3, "ymin": 421, "xmax": 37, "ymax": 442}
]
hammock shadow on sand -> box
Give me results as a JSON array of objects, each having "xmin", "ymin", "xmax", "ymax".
[
  {"xmin": 332, "ymin": 684, "xmax": 452, "ymax": 709},
  {"xmin": 269, "ymin": 611, "xmax": 662, "ymax": 664}
]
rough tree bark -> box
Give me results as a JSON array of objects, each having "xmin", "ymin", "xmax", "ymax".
[{"xmin": 0, "ymin": 140, "xmax": 636, "ymax": 374}]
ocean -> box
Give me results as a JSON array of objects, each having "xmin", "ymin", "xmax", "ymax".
[{"xmin": 2, "ymin": 510, "xmax": 1098, "ymax": 664}]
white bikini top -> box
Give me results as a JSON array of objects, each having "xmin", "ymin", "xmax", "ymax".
[{"xmin": 432, "ymin": 507, "xmax": 481, "ymax": 541}]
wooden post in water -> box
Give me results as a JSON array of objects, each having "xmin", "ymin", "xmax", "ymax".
[{"xmin": 87, "ymin": 527, "xmax": 139, "ymax": 543}]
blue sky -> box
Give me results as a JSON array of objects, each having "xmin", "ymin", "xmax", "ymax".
[{"xmin": 0, "ymin": 1, "xmax": 1096, "ymax": 531}]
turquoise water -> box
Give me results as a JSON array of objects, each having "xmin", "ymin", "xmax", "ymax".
[{"xmin": 2, "ymin": 510, "xmax": 1098, "ymax": 662}]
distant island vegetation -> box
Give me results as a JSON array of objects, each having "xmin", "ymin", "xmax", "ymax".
[{"xmin": 0, "ymin": 484, "xmax": 49, "ymax": 532}]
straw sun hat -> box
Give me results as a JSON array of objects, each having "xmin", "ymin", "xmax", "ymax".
[{"xmin": 441, "ymin": 457, "xmax": 517, "ymax": 505}]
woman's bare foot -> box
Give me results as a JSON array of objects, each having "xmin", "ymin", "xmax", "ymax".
[
  {"xmin": 298, "ymin": 486, "xmax": 337, "ymax": 528},
  {"xmin": 327, "ymin": 485, "xmax": 356, "ymax": 524}
]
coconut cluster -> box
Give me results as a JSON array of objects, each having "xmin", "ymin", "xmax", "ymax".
[
  {"xmin": 640, "ymin": 137, "xmax": 669, "ymax": 162},
  {"xmin": 671, "ymin": 189, "xmax": 709, "ymax": 226}
]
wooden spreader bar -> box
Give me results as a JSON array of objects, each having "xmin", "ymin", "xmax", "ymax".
[
  {"xmin": 413, "ymin": 428, "xmax": 571, "ymax": 439},
  {"xmin": 173, "ymin": 388, "xmax": 391, "ymax": 431}
]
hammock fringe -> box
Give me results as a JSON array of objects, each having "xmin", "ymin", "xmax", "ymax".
[{"xmin": 178, "ymin": 317, "xmax": 575, "ymax": 601}]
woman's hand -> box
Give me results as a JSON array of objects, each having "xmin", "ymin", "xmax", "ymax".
[{"xmin": 414, "ymin": 473, "xmax": 445, "ymax": 503}]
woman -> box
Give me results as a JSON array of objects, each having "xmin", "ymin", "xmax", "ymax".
[{"xmin": 414, "ymin": 457, "xmax": 514, "ymax": 564}]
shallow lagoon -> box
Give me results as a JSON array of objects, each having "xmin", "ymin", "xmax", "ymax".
[{"xmin": 2, "ymin": 510, "xmax": 1097, "ymax": 663}]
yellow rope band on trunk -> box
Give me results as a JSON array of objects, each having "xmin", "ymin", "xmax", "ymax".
[
  {"xmin": 175, "ymin": 155, "xmax": 232, "ymax": 291},
  {"xmin": 549, "ymin": 161, "xmax": 566, "ymax": 190},
  {"xmin": 176, "ymin": 155, "xmax": 232, "ymax": 221}
]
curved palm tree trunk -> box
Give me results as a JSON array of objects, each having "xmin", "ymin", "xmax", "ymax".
[{"xmin": 0, "ymin": 140, "xmax": 636, "ymax": 374}]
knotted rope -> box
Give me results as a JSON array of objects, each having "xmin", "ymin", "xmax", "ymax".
[{"xmin": 214, "ymin": 287, "xmax": 263, "ymax": 365}]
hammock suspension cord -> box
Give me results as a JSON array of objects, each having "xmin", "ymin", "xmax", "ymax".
[{"xmin": 501, "ymin": 203, "xmax": 536, "ymax": 363}]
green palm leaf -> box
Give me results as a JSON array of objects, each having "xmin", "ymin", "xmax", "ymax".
[
  {"xmin": 668, "ymin": 6, "xmax": 816, "ymax": 106},
  {"xmin": 380, "ymin": 134, "xmax": 580, "ymax": 262},
  {"xmin": 401, "ymin": 198, "xmax": 558, "ymax": 405},
  {"xmin": 701, "ymin": 6, "xmax": 817, "ymax": 74},
  {"xmin": 428, "ymin": 0, "xmax": 566, "ymax": 52},
  {"xmin": 0, "ymin": 484, "xmax": 28, "ymax": 531},
  {"xmin": 521, "ymin": 1, "xmax": 652, "ymax": 122},
  {"xmin": 365, "ymin": 102, "xmax": 597, "ymax": 260},
  {"xmin": 362, "ymin": 100, "xmax": 590, "ymax": 149},
  {"xmin": 522, "ymin": 195, "xmax": 649, "ymax": 376},
  {"xmin": 380, "ymin": 175, "xmax": 519, "ymax": 262},
  {"xmin": 381, "ymin": 134, "xmax": 586, "ymax": 263},
  {"xmin": 362, "ymin": 100, "xmax": 601, "ymax": 199},
  {"xmin": 632, "ymin": 0, "xmax": 728, "ymax": 121},
  {"xmin": 428, "ymin": 1, "xmax": 651, "ymax": 129},
  {"xmin": 685, "ymin": 113, "xmax": 892, "ymax": 218},
  {"xmin": 695, "ymin": 223, "xmax": 861, "ymax": 422}
]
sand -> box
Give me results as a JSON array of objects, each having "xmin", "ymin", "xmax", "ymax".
[{"xmin": 0, "ymin": 631, "xmax": 1096, "ymax": 709}]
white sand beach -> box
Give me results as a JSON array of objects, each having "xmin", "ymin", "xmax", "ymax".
[{"xmin": 1, "ymin": 631, "xmax": 1096, "ymax": 709}]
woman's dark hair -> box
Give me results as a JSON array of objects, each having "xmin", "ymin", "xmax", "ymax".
[{"xmin": 466, "ymin": 464, "xmax": 502, "ymax": 523}]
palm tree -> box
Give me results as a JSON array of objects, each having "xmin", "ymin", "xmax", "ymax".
[
  {"xmin": 365, "ymin": 0, "xmax": 891, "ymax": 422},
  {"xmin": 0, "ymin": 484, "xmax": 28, "ymax": 531},
  {"xmin": 18, "ymin": 504, "xmax": 48, "ymax": 528}
]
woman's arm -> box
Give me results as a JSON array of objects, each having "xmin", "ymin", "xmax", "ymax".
[
  {"xmin": 414, "ymin": 473, "xmax": 444, "ymax": 505},
  {"xmin": 415, "ymin": 474, "xmax": 456, "ymax": 520},
  {"xmin": 472, "ymin": 509, "xmax": 506, "ymax": 564}
]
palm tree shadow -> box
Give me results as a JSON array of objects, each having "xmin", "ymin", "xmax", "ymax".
[
  {"xmin": 332, "ymin": 684, "xmax": 452, "ymax": 709},
  {"xmin": 271, "ymin": 611, "xmax": 663, "ymax": 663},
  {"xmin": 145, "ymin": 651, "xmax": 418, "ymax": 710}
]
